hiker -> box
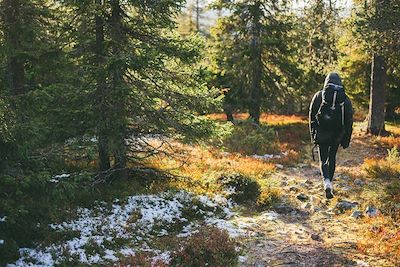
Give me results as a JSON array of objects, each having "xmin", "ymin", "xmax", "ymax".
[{"xmin": 309, "ymin": 72, "xmax": 353, "ymax": 199}]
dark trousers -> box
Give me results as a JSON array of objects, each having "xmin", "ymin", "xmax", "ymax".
[{"xmin": 318, "ymin": 143, "xmax": 339, "ymax": 181}]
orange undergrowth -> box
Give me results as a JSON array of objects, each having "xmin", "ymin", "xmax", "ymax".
[
  {"xmin": 358, "ymin": 216, "xmax": 400, "ymax": 264},
  {"xmin": 144, "ymin": 142, "xmax": 276, "ymax": 195},
  {"xmin": 374, "ymin": 136, "xmax": 400, "ymax": 148},
  {"xmin": 363, "ymin": 157, "xmax": 400, "ymax": 180},
  {"xmin": 360, "ymin": 153, "xmax": 400, "ymax": 263},
  {"xmin": 372, "ymin": 124, "xmax": 400, "ymax": 148},
  {"xmin": 148, "ymin": 144, "xmax": 276, "ymax": 178},
  {"xmin": 207, "ymin": 113, "xmax": 307, "ymax": 126},
  {"xmin": 275, "ymin": 123, "xmax": 309, "ymax": 151},
  {"xmin": 273, "ymin": 149, "xmax": 301, "ymax": 165}
]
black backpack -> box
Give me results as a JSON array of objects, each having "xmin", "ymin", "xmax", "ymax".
[{"xmin": 315, "ymin": 83, "xmax": 346, "ymax": 131}]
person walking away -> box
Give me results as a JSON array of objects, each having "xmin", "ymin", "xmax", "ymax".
[{"xmin": 309, "ymin": 72, "xmax": 353, "ymax": 199}]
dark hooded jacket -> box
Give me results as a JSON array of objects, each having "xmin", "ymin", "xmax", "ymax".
[{"xmin": 309, "ymin": 73, "xmax": 353, "ymax": 147}]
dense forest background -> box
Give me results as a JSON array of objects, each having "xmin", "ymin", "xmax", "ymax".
[
  {"xmin": 0, "ymin": 0, "xmax": 399, "ymax": 170},
  {"xmin": 0, "ymin": 0, "xmax": 400, "ymax": 266}
]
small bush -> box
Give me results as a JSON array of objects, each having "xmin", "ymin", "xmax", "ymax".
[
  {"xmin": 217, "ymin": 173, "xmax": 260, "ymax": 204},
  {"xmin": 120, "ymin": 252, "xmax": 169, "ymax": 267},
  {"xmin": 170, "ymin": 226, "xmax": 238, "ymax": 267},
  {"xmin": 362, "ymin": 148, "xmax": 400, "ymax": 222},
  {"xmin": 221, "ymin": 121, "xmax": 278, "ymax": 155},
  {"xmin": 256, "ymin": 186, "xmax": 280, "ymax": 209},
  {"xmin": 387, "ymin": 146, "xmax": 400, "ymax": 162},
  {"xmin": 359, "ymin": 216, "xmax": 400, "ymax": 264},
  {"xmin": 363, "ymin": 158, "xmax": 400, "ymax": 180}
]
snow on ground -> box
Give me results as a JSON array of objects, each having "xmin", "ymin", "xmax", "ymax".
[
  {"xmin": 251, "ymin": 152, "xmax": 288, "ymax": 161},
  {"xmin": 8, "ymin": 191, "xmax": 249, "ymax": 267}
]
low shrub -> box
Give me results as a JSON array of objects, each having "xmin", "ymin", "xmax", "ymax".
[
  {"xmin": 217, "ymin": 173, "xmax": 260, "ymax": 204},
  {"xmin": 170, "ymin": 226, "xmax": 238, "ymax": 267},
  {"xmin": 120, "ymin": 252, "xmax": 169, "ymax": 267},
  {"xmin": 360, "ymin": 147, "xmax": 400, "ymax": 262},
  {"xmin": 220, "ymin": 121, "xmax": 278, "ymax": 155},
  {"xmin": 256, "ymin": 186, "xmax": 280, "ymax": 209},
  {"xmin": 358, "ymin": 216, "xmax": 400, "ymax": 264},
  {"xmin": 363, "ymin": 155, "xmax": 400, "ymax": 181},
  {"xmin": 363, "ymin": 149, "xmax": 400, "ymax": 221}
]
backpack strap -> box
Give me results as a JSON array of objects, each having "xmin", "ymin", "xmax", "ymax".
[
  {"xmin": 341, "ymin": 102, "xmax": 345, "ymax": 126},
  {"xmin": 331, "ymin": 91, "xmax": 337, "ymax": 109}
]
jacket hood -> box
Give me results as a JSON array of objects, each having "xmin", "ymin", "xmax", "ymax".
[{"xmin": 323, "ymin": 72, "xmax": 343, "ymax": 89}]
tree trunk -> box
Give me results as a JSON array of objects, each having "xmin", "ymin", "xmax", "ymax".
[
  {"xmin": 196, "ymin": 0, "xmax": 200, "ymax": 32},
  {"xmin": 248, "ymin": 3, "xmax": 262, "ymax": 125},
  {"xmin": 110, "ymin": 0, "xmax": 128, "ymax": 178},
  {"xmin": 3, "ymin": 0, "xmax": 26, "ymax": 95},
  {"xmin": 367, "ymin": 54, "xmax": 387, "ymax": 135},
  {"xmin": 95, "ymin": 0, "xmax": 111, "ymax": 172},
  {"xmin": 225, "ymin": 108, "xmax": 234, "ymax": 122}
]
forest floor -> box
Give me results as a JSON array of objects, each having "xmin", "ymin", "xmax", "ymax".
[
  {"xmin": 238, "ymin": 135, "xmax": 393, "ymax": 266},
  {"xmin": 2, "ymin": 115, "xmax": 399, "ymax": 266}
]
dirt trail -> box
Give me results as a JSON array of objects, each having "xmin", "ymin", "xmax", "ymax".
[{"xmin": 237, "ymin": 134, "xmax": 393, "ymax": 267}]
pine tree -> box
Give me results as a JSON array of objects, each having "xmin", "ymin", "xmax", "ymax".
[
  {"xmin": 0, "ymin": 0, "xmax": 64, "ymax": 166},
  {"xmin": 94, "ymin": 0, "xmax": 110, "ymax": 171},
  {"xmin": 1, "ymin": 0, "xmax": 26, "ymax": 95},
  {"xmin": 295, "ymin": 0, "xmax": 340, "ymax": 111},
  {"xmin": 57, "ymin": 0, "xmax": 218, "ymax": 176},
  {"xmin": 209, "ymin": 0, "xmax": 299, "ymax": 123}
]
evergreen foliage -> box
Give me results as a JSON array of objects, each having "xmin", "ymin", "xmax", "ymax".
[
  {"xmin": 346, "ymin": 0, "xmax": 400, "ymax": 119},
  {"xmin": 0, "ymin": 0, "xmax": 219, "ymax": 173}
]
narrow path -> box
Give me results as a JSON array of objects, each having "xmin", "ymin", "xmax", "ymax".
[{"xmin": 237, "ymin": 134, "xmax": 393, "ymax": 267}]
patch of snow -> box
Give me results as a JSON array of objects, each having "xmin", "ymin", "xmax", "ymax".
[
  {"xmin": 152, "ymin": 251, "xmax": 171, "ymax": 265},
  {"xmin": 158, "ymin": 229, "xmax": 169, "ymax": 237},
  {"xmin": 10, "ymin": 191, "xmax": 241, "ymax": 266},
  {"xmin": 177, "ymin": 222, "xmax": 199, "ymax": 237},
  {"xmin": 104, "ymin": 249, "xmax": 119, "ymax": 261},
  {"xmin": 252, "ymin": 154, "xmax": 281, "ymax": 160},
  {"xmin": 238, "ymin": 255, "xmax": 248, "ymax": 263},
  {"xmin": 275, "ymin": 164, "xmax": 284, "ymax": 169},
  {"xmin": 120, "ymin": 247, "xmax": 135, "ymax": 256},
  {"xmin": 0, "ymin": 240, "xmax": 4, "ymax": 245},
  {"xmin": 356, "ymin": 260, "xmax": 369, "ymax": 266},
  {"xmin": 11, "ymin": 248, "xmax": 55, "ymax": 267},
  {"xmin": 205, "ymin": 218, "xmax": 245, "ymax": 238},
  {"xmin": 0, "ymin": 216, "xmax": 6, "ymax": 222},
  {"xmin": 49, "ymin": 173, "xmax": 71, "ymax": 183},
  {"xmin": 259, "ymin": 211, "xmax": 279, "ymax": 221},
  {"xmin": 198, "ymin": 195, "xmax": 218, "ymax": 208},
  {"xmin": 252, "ymin": 152, "xmax": 288, "ymax": 161}
]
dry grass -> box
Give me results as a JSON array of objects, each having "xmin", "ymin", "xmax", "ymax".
[
  {"xmin": 207, "ymin": 113, "xmax": 307, "ymax": 126},
  {"xmin": 374, "ymin": 135, "xmax": 400, "ymax": 149},
  {"xmin": 208, "ymin": 113, "xmax": 309, "ymax": 160},
  {"xmin": 357, "ymin": 145, "xmax": 400, "ymax": 263},
  {"xmin": 143, "ymin": 113, "xmax": 312, "ymax": 205},
  {"xmin": 148, "ymin": 143, "xmax": 276, "ymax": 178},
  {"xmin": 362, "ymin": 157, "xmax": 400, "ymax": 180},
  {"xmin": 142, "ymin": 140, "xmax": 282, "ymax": 210},
  {"xmin": 358, "ymin": 216, "xmax": 400, "ymax": 264},
  {"xmin": 371, "ymin": 123, "xmax": 400, "ymax": 148},
  {"xmin": 274, "ymin": 123, "xmax": 309, "ymax": 152}
]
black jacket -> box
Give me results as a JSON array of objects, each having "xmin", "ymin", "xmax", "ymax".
[{"xmin": 309, "ymin": 73, "xmax": 353, "ymax": 147}]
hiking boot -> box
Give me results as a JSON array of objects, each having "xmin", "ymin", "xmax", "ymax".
[
  {"xmin": 324, "ymin": 179, "xmax": 334, "ymax": 199},
  {"xmin": 325, "ymin": 188, "xmax": 334, "ymax": 199}
]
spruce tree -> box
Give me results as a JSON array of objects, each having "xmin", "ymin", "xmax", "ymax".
[
  {"xmin": 354, "ymin": 0, "xmax": 400, "ymax": 134},
  {"xmin": 209, "ymin": 0, "xmax": 299, "ymax": 123},
  {"xmin": 57, "ymin": 0, "xmax": 218, "ymax": 175}
]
